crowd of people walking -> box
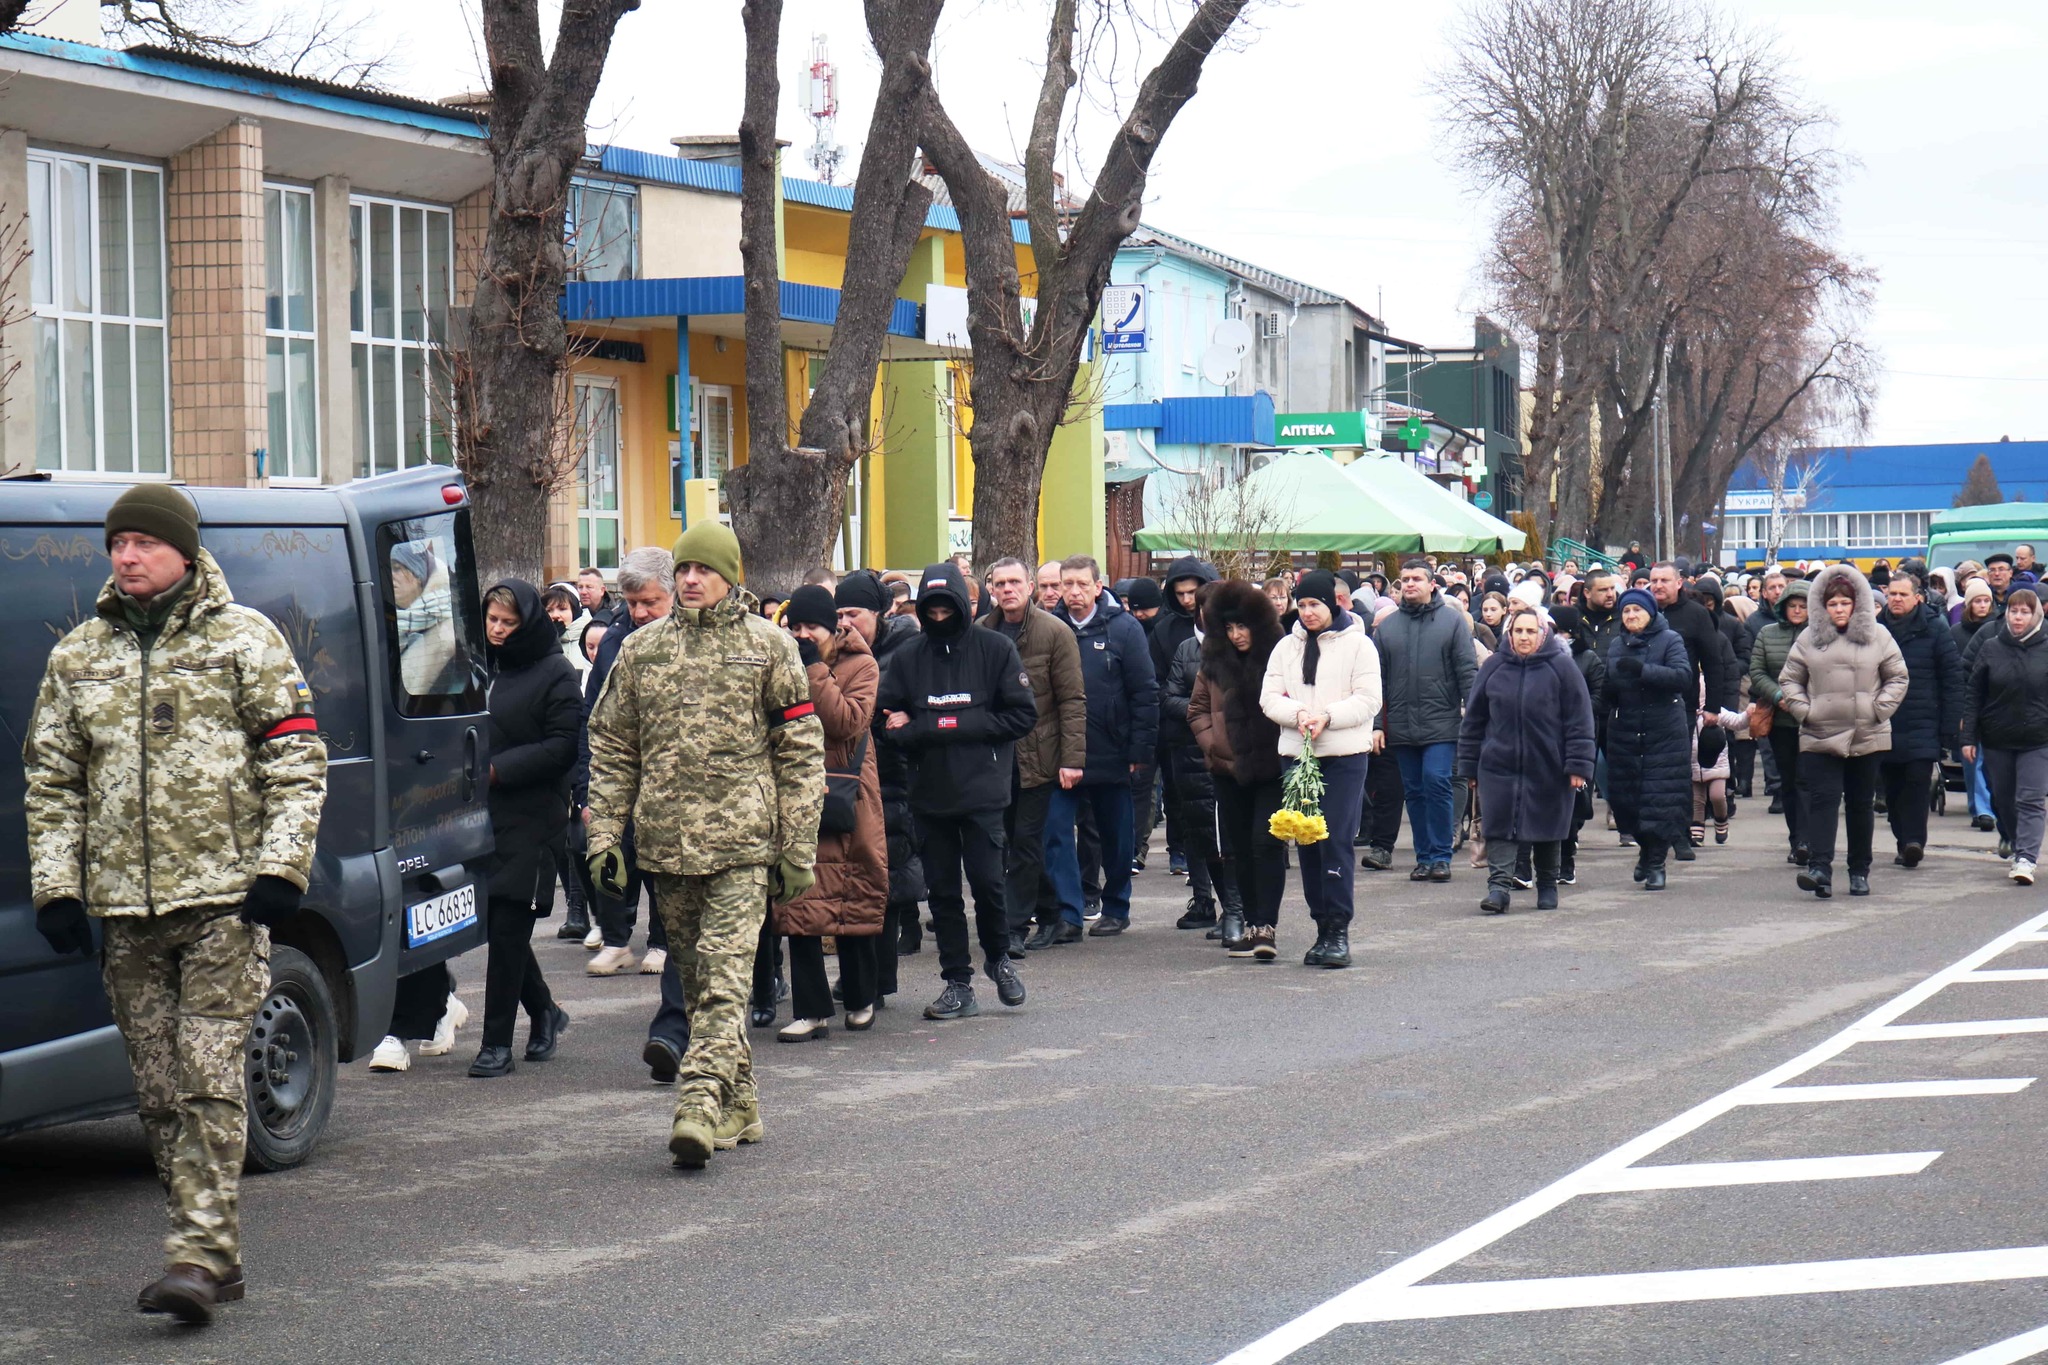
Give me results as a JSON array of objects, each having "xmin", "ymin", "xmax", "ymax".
[{"xmin": 28, "ymin": 487, "xmax": 2042, "ymax": 1320}]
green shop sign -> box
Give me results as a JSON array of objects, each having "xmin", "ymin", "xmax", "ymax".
[{"xmin": 1273, "ymin": 411, "xmax": 1369, "ymax": 447}]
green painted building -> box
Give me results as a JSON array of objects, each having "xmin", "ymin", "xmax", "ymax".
[{"xmin": 1386, "ymin": 318, "xmax": 1523, "ymax": 515}]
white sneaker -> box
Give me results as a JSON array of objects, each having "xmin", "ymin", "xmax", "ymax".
[
  {"xmin": 582, "ymin": 926, "xmax": 603, "ymax": 950},
  {"xmin": 587, "ymin": 945, "xmax": 637, "ymax": 975},
  {"xmin": 639, "ymin": 947, "xmax": 667, "ymax": 975},
  {"xmin": 417, "ymin": 996, "xmax": 463, "ymax": 1057},
  {"xmin": 368, "ymin": 1035, "xmax": 410, "ymax": 1072},
  {"xmin": 778, "ymin": 1017, "xmax": 829, "ymax": 1042},
  {"xmin": 2013, "ymin": 859, "xmax": 2036, "ymax": 886}
]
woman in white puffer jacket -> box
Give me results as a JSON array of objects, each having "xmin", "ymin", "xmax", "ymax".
[{"xmin": 1260, "ymin": 569, "xmax": 1382, "ymax": 968}]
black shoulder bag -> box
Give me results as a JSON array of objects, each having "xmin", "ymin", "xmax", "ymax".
[{"xmin": 819, "ymin": 732, "xmax": 870, "ymax": 836}]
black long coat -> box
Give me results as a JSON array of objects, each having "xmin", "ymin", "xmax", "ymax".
[
  {"xmin": 1601, "ymin": 613, "xmax": 1695, "ymax": 845},
  {"xmin": 1455, "ymin": 632, "xmax": 1597, "ymax": 843},
  {"xmin": 1882, "ymin": 602, "xmax": 1965, "ymax": 762},
  {"xmin": 483, "ymin": 579, "xmax": 584, "ymax": 906}
]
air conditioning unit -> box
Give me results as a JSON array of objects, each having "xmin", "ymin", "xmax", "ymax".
[
  {"xmin": 1260, "ymin": 313, "xmax": 1285, "ymax": 340},
  {"xmin": 1248, "ymin": 449, "xmax": 1279, "ymax": 473}
]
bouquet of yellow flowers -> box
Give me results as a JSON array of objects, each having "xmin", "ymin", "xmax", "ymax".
[{"xmin": 1269, "ymin": 738, "xmax": 1329, "ymax": 845}]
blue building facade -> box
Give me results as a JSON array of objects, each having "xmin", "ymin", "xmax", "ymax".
[{"xmin": 1720, "ymin": 441, "xmax": 2048, "ymax": 566}]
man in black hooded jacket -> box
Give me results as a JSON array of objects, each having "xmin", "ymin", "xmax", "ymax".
[
  {"xmin": 1148, "ymin": 558, "xmax": 1218, "ymax": 874},
  {"xmin": 876, "ymin": 563, "xmax": 1039, "ymax": 1020}
]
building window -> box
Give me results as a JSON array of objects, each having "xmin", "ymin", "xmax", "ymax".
[
  {"xmin": 265, "ymin": 185, "xmax": 319, "ymax": 481},
  {"xmin": 350, "ymin": 194, "xmax": 452, "ymax": 478},
  {"xmin": 691, "ymin": 380, "xmax": 734, "ymax": 486},
  {"xmin": 568, "ymin": 179, "xmax": 638, "ymax": 283},
  {"xmin": 574, "ymin": 376, "xmax": 622, "ymax": 570},
  {"xmin": 28, "ymin": 151, "xmax": 169, "ymax": 476}
]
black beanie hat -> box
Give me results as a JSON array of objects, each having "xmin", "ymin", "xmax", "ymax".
[
  {"xmin": 784, "ymin": 585, "xmax": 838, "ymax": 632},
  {"xmin": 1296, "ymin": 569, "xmax": 1338, "ymax": 607},
  {"xmin": 834, "ymin": 569, "xmax": 888, "ymax": 615},
  {"xmin": 1122, "ymin": 576, "xmax": 1163, "ymax": 612},
  {"xmin": 106, "ymin": 483, "xmax": 201, "ymax": 562}
]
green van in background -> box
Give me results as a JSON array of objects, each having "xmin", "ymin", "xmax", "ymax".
[{"xmin": 1926, "ymin": 504, "xmax": 2048, "ymax": 569}]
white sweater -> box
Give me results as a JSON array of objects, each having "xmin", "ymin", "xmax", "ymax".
[{"xmin": 1260, "ymin": 613, "xmax": 1383, "ymax": 758}]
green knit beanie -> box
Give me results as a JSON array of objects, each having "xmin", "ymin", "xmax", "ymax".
[
  {"xmin": 106, "ymin": 483, "xmax": 201, "ymax": 563},
  {"xmin": 672, "ymin": 521, "xmax": 743, "ymax": 587}
]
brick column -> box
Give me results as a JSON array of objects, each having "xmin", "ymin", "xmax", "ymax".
[{"xmin": 165, "ymin": 119, "xmax": 266, "ymax": 487}]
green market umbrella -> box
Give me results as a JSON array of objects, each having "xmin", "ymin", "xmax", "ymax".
[
  {"xmin": 1342, "ymin": 454, "xmax": 1528, "ymax": 553},
  {"xmin": 1133, "ymin": 451, "xmax": 1488, "ymax": 555}
]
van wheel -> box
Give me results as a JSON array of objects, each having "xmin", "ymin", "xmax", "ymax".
[{"xmin": 243, "ymin": 945, "xmax": 338, "ymax": 1172}]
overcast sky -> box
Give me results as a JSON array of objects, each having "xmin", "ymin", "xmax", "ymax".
[{"xmin": 374, "ymin": 0, "xmax": 2048, "ymax": 449}]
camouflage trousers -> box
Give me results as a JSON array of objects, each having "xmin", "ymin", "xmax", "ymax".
[
  {"xmin": 101, "ymin": 907, "xmax": 268, "ymax": 1278},
  {"xmin": 648, "ymin": 866, "xmax": 767, "ymax": 1124}
]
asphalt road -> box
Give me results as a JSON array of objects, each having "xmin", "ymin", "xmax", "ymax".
[{"xmin": 7, "ymin": 795, "xmax": 2048, "ymax": 1364}]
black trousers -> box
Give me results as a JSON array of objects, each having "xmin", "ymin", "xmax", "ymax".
[
  {"xmin": 921, "ymin": 809, "xmax": 1010, "ymax": 985},
  {"xmin": 1171, "ymin": 752, "xmax": 1227, "ymax": 908},
  {"xmin": 1803, "ymin": 751, "xmax": 1879, "ymax": 874},
  {"xmin": 751, "ymin": 916, "xmax": 783, "ymax": 1006},
  {"xmin": 1003, "ymin": 778, "xmax": 1056, "ymax": 935},
  {"xmin": 1881, "ymin": 759, "xmax": 1933, "ymax": 852},
  {"xmin": 1135, "ymin": 752, "xmax": 1165, "ymax": 865},
  {"xmin": 389, "ymin": 961, "xmax": 452, "ymax": 1041},
  {"xmin": 649, "ymin": 948, "xmax": 691, "ymax": 1052},
  {"xmin": 1730, "ymin": 737, "xmax": 1758, "ymax": 796},
  {"xmin": 1214, "ymin": 772, "xmax": 1287, "ymax": 928},
  {"xmin": 877, "ymin": 899, "xmax": 913, "ymax": 998},
  {"xmin": 1077, "ymin": 799, "xmax": 1101, "ymax": 902},
  {"xmin": 1767, "ymin": 727, "xmax": 1806, "ymax": 853},
  {"xmin": 481, "ymin": 896, "xmax": 554, "ymax": 1048},
  {"xmin": 788, "ymin": 933, "xmax": 880, "ymax": 1018},
  {"xmin": 1363, "ymin": 750, "xmax": 1405, "ymax": 853}
]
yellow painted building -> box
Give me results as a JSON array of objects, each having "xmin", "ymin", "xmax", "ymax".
[{"xmin": 553, "ymin": 142, "xmax": 1105, "ymax": 581}]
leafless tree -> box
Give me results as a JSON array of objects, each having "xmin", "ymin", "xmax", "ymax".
[
  {"xmin": 452, "ymin": 0, "xmax": 639, "ymax": 586},
  {"xmin": 0, "ymin": 0, "xmax": 406, "ymax": 87},
  {"xmin": 921, "ymin": 0, "xmax": 1254, "ymax": 572},
  {"xmin": 1150, "ymin": 463, "xmax": 1287, "ymax": 582},
  {"xmin": 725, "ymin": 0, "xmax": 945, "ymax": 596}
]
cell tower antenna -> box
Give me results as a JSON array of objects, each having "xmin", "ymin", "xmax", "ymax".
[{"xmin": 802, "ymin": 33, "xmax": 844, "ymax": 184}]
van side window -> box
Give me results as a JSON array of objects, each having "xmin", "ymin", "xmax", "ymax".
[
  {"xmin": 380, "ymin": 512, "xmax": 483, "ymax": 715},
  {"xmin": 205, "ymin": 526, "xmax": 369, "ymax": 757}
]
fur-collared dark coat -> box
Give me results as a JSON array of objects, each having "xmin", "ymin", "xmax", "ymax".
[
  {"xmin": 1189, "ymin": 580, "xmax": 1285, "ymax": 786},
  {"xmin": 1600, "ymin": 608, "xmax": 1695, "ymax": 845}
]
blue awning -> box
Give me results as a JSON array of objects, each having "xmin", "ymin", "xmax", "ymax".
[
  {"xmin": 1102, "ymin": 394, "xmax": 1275, "ymax": 446},
  {"xmin": 562, "ymin": 276, "xmax": 923, "ymax": 339}
]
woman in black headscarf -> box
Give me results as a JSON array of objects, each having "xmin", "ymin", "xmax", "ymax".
[{"xmin": 469, "ymin": 578, "xmax": 582, "ymax": 1077}]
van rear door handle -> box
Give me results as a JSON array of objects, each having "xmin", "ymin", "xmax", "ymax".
[{"xmin": 462, "ymin": 726, "xmax": 480, "ymax": 801}]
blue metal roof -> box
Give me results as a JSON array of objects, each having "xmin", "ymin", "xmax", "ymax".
[
  {"xmin": 0, "ymin": 33, "xmax": 487, "ymax": 139},
  {"xmin": 563, "ymin": 275, "xmax": 922, "ymax": 337},
  {"xmin": 1730, "ymin": 441, "xmax": 2048, "ymax": 511},
  {"xmin": 1104, "ymin": 394, "xmax": 1275, "ymax": 446},
  {"xmin": 592, "ymin": 145, "xmax": 1034, "ymax": 244}
]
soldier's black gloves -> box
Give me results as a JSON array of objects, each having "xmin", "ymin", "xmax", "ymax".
[
  {"xmin": 796, "ymin": 637, "xmax": 822, "ymax": 668},
  {"xmin": 1615, "ymin": 654, "xmax": 1644, "ymax": 680},
  {"xmin": 35, "ymin": 898, "xmax": 94, "ymax": 957},
  {"xmin": 240, "ymin": 875, "xmax": 302, "ymax": 927}
]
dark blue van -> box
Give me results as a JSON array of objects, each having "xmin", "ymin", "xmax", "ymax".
[{"xmin": 0, "ymin": 466, "xmax": 495, "ymax": 1168}]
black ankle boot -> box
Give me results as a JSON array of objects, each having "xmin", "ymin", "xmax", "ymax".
[
  {"xmin": 1302, "ymin": 922, "xmax": 1331, "ymax": 966},
  {"xmin": 1176, "ymin": 896, "xmax": 1218, "ymax": 930},
  {"xmin": 1217, "ymin": 906, "xmax": 1246, "ymax": 948},
  {"xmin": 1318, "ymin": 925, "xmax": 1351, "ymax": 968},
  {"xmin": 1536, "ymin": 882, "xmax": 1558, "ymax": 910}
]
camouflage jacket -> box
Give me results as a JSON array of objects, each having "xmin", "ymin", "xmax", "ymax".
[
  {"xmin": 586, "ymin": 587, "xmax": 825, "ymax": 877},
  {"xmin": 23, "ymin": 549, "xmax": 329, "ymax": 918}
]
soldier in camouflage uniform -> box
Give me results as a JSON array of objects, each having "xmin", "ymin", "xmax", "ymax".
[
  {"xmin": 586, "ymin": 521, "xmax": 825, "ymax": 1167},
  {"xmin": 21, "ymin": 484, "xmax": 327, "ymax": 1325}
]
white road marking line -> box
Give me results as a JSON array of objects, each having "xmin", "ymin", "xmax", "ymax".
[
  {"xmin": 1938, "ymin": 1319, "xmax": 2048, "ymax": 1365},
  {"xmin": 1580, "ymin": 1152, "xmax": 1940, "ymax": 1193},
  {"xmin": 1336, "ymin": 1249, "xmax": 2048, "ymax": 1325},
  {"xmin": 1867, "ymin": 1019, "xmax": 2048, "ymax": 1041},
  {"xmin": 1216, "ymin": 908, "xmax": 2048, "ymax": 1365},
  {"xmin": 1959, "ymin": 968, "xmax": 2048, "ymax": 983},
  {"xmin": 1745, "ymin": 1079, "xmax": 2036, "ymax": 1103}
]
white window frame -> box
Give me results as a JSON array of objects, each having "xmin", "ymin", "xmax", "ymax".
[
  {"xmin": 350, "ymin": 192, "xmax": 453, "ymax": 479},
  {"xmin": 691, "ymin": 378, "xmax": 735, "ymax": 484},
  {"xmin": 566, "ymin": 177, "xmax": 639, "ymax": 284},
  {"xmin": 28, "ymin": 149, "xmax": 171, "ymax": 479},
  {"xmin": 573, "ymin": 375, "xmax": 623, "ymax": 571},
  {"xmin": 264, "ymin": 183, "xmax": 321, "ymax": 483}
]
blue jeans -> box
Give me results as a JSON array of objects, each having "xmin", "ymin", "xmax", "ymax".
[
  {"xmin": 1393, "ymin": 742, "xmax": 1457, "ymax": 864},
  {"xmin": 1295, "ymin": 750, "xmax": 1368, "ymax": 927},
  {"xmin": 1047, "ymin": 782, "xmax": 1135, "ymax": 925},
  {"xmin": 1964, "ymin": 748, "xmax": 1994, "ymax": 819}
]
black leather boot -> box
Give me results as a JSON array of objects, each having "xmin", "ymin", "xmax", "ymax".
[
  {"xmin": 1176, "ymin": 896, "xmax": 1218, "ymax": 930},
  {"xmin": 1318, "ymin": 925, "xmax": 1351, "ymax": 968},
  {"xmin": 1217, "ymin": 906, "xmax": 1246, "ymax": 948},
  {"xmin": 1302, "ymin": 922, "xmax": 1331, "ymax": 966}
]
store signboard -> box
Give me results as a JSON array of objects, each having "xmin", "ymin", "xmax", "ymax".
[{"xmin": 1274, "ymin": 411, "xmax": 1368, "ymax": 447}]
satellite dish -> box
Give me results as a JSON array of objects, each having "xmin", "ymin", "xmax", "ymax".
[
  {"xmin": 1200, "ymin": 344, "xmax": 1241, "ymax": 387},
  {"xmin": 1212, "ymin": 317, "xmax": 1253, "ymax": 356}
]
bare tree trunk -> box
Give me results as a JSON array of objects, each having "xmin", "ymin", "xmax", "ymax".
[
  {"xmin": 461, "ymin": 0, "xmax": 640, "ymax": 586},
  {"xmin": 724, "ymin": 0, "xmax": 943, "ymax": 596},
  {"xmin": 922, "ymin": 0, "xmax": 1251, "ymax": 572}
]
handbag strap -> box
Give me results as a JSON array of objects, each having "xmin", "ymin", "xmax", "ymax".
[{"xmin": 831, "ymin": 730, "xmax": 869, "ymax": 778}]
